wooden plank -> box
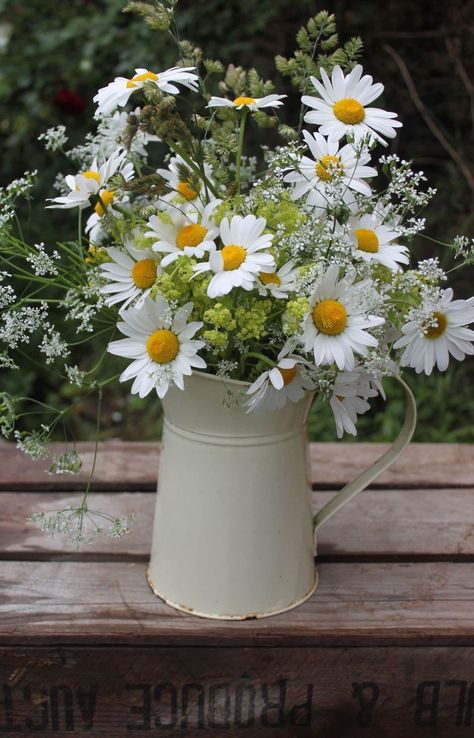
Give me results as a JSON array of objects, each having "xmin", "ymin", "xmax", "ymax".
[
  {"xmin": 1, "ymin": 645, "xmax": 474, "ymax": 736},
  {"xmin": 1, "ymin": 489, "xmax": 474, "ymax": 560},
  {"xmin": 1, "ymin": 561, "xmax": 474, "ymax": 646},
  {"xmin": 0, "ymin": 442, "xmax": 473, "ymax": 491}
]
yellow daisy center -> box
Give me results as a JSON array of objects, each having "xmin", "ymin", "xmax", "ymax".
[
  {"xmin": 355, "ymin": 228, "xmax": 379, "ymax": 253},
  {"xmin": 131, "ymin": 258, "xmax": 157, "ymax": 289},
  {"xmin": 221, "ymin": 244, "xmax": 247, "ymax": 271},
  {"xmin": 127, "ymin": 71, "xmax": 159, "ymax": 88},
  {"xmin": 315, "ymin": 155, "xmax": 344, "ymax": 182},
  {"xmin": 260, "ymin": 272, "xmax": 281, "ymax": 287},
  {"xmin": 333, "ymin": 98, "xmax": 365, "ymax": 125},
  {"xmin": 176, "ymin": 224, "xmax": 208, "ymax": 250},
  {"xmin": 312, "ymin": 299, "xmax": 348, "ymax": 335},
  {"xmin": 423, "ymin": 312, "xmax": 448, "ymax": 340},
  {"xmin": 76, "ymin": 170, "xmax": 100, "ymax": 191},
  {"xmin": 146, "ymin": 329, "xmax": 179, "ymax": 364},
  {"xmin": 177, "ymin": 181, "xmax": 200, "ymax": 200},
  {"xmin": 95, "ymin": 189, "xmax": 115, "ymax": 216},
  {"xmin": 81, "ymin": 170, "xmax": 100, "ymax": 183},
  {"xmin": 279, "ymin": 366, "xmax": 297, "ymax": 386},
  {"xmin": 233, "ymin": 96, "xmax": 256, "ymax": 107}
]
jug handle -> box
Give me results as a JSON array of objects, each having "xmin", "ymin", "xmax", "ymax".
[{"xmin": 313, "ymin": 375, "xmax": 417, "ymax": 533}]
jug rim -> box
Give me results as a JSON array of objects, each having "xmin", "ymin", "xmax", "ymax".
[{"xmin": 192, "ymin": 369, "xmax": 251, "ymax": 389}]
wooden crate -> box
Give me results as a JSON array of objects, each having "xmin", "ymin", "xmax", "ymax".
[{"xmin": 1, "ymin": 441, "xmax": 474, "ymax": 737}]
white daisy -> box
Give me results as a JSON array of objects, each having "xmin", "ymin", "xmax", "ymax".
[
  {"xmin": 256, "ymin": 260, "xmax": 297, "ymax": 299},
  {"xmin": 99, "ymin": 241, "xmax": 160, "ymax": 309},
  {"xmin": 107, "ymin": 295, "xmax": 206, "ymax": 398},
  {"xmin": 94, "ymin": 67, "xmax": 199, "ymax": 116},
  {"xmin": 301, "ymin": 265, "xmax": 385, "ymax": 370},
  {"xmin": 156, "ymin": 155, "xmax": 214, "ymax": 206},
  {"xmin": 393, "ymin": 289, "xmax": 474, "ymax": 375},
  {"xmin": 302, "ymin": 64, "xmax": 402, "ymax": 145},
  {"xmin": 193, "ymin": 214, "xmax": 275, "ymax": 298},
  {"xmin": 283, "ymin": 131, "xmax": 376, "ymax": 214},
  {"xmin": 207, "ymin": 94, "xmax": 286, "ymax": 111},
  {"xmin": 245, "ymin": 354, "xmax": 315, "ymax": 413},
  {"xmin": 46, "ymin": 148, "xmax": 133, "ymax": 210},
  {"xmin": 330, "ymin": 368, "xmax": 378, "ymax": 438},
  {"xmin": 145, "ymin": 200, "xmax": 221, "ymax": 267},
  {"xmin": 348, "ymin": 212, "xmax": 409, "ymax": 271},
  {"xmin": 85, "ymin": 188, "xmax": 132, "ymax": 246}
]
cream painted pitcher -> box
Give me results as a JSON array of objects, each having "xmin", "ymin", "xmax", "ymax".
[{"xmin": 148, "ymin": 371, "xmax": 416, "ymax": 619}]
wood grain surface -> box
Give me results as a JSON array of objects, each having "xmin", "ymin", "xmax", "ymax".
[
  {"xmin": 1, "ymin": 441, "xmax": 473, "ymax": 737},
  {"xmin": 1, "ymin": 441, "xmax": 472, "ymax": 490},
  {"xmin": 1, "ymin": 488, "xmax": 474, "ymax": 560},
  {"xmin": 1, "ymin": 560, "xmax": 473, "ymax": 646},
  {"xmin": 1, "ymin": 646, "xmax": 474, "ymax": 737}
]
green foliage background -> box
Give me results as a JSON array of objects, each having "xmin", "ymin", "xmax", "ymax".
[{"xmin": 1, "ymin": 0, "xmax": 473, "ymax": 443}]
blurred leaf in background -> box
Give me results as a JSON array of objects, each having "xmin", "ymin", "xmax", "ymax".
[{"xmin": 1, "ymin": 0, "xmax": 472, "ymax": 443}]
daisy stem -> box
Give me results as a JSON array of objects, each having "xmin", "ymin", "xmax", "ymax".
[
  {"xmin": 168, "ymin": 142, "xmax": 219, "ymax": 198},
  {"xmin": 241, "ymin": 351, "xmax": 275, "ymax": 371},
  {"xmin": 235, "ymin": 109, "xmax": 249, "ymax": 198},
  {"xmin": 77, "ymin": 209, "xmax": 82, "ymax": 248}
]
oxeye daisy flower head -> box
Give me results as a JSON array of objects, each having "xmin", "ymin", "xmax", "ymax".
[
  {"xmin": 156, "ymin": 155, "xmax": 214, "ymax": 206},
  {"xmin": 99, "ymin": 241, "xmax": 161, "ymax": 309},
  {"xmin": 283, "ymin": 130, "xmax": 376, "ymax": 214},
  {"xmin": 301, "ymin": 265, "xmax": 385, "ymax": 371},
  {"xmin": 145, "ymin": 199, "xmax": 221, "ymax": 267},
  {"xmin": 46, "ymin": 148, "xmax": 133, "ymax": 210},
  {"xmin": 207, "ymin": 93, "xmax": 286, "ymax": 111},
  {"xmin": 256, "ymin": 260, "xmax": 297, "ymax": 299},
  {"xmin": 107, "ymin": 295, "xmax": 206, "ymax": 399},
  {"xmin": 193, "ymin": 214, "xmax": 275, "ymax": 298},
  {"xmin": 330, "ymin": 367, "xmax": 379, "ymax": 438},
  {"xmin": 302, "ymin": 65, "xmax": 402, "ymax": 146},
  {"xmin": 94, "ymin": 66, "xmax": 199, "ymax": 116},
  {"xmin": 393, "ymin": 289, "xmax": 474, "ymax": 375},
  {"xmin": 245, "ymin": 354, "xmax": 315, "ymax": 413},
  {"xmin": 348, "ymin": 212, "xmax": 409, "ymax": 272}
]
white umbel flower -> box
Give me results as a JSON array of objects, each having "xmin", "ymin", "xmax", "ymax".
[
  {"xmin": 146, "ymin": 200, "xmax": 221, "ymax": 267},
  {"xmin": 46, "ymin": 148, "xmax": 133, "ymax": 210},
  {"xmin": 245, "ymin": 355, "xmax": 315, "ymax": 413},
  {"xmin": 207, "ymin": 94, "xmax": 286, "ymax": 111},
  {"xmin": 301, "ymin": 265, "xmax": 385, "ymax": 370},
  {"xmin": 256, "ymin": 260, "xmax": 297, "ymax": 299},
  {"xmin": 107, "ymin": 295, "xmax": 206, "ymax": 398},
  {"xmin": 94, "ymin": 67, "xmax": 199, "ymax": 116},
  {"xmin": 302, "ymin": 65, "xmax": 402, "ymax": 145},
  {"xmin": 393, "ymin": 289, "xmax": 474, "ymax": 375},
  {"xmin": 284, "ymin": 131, "xmax": 376, "ymax": 213},
  {"xmin": 349, "ymin": 212, "xmax": 409, "ymax": 271},
  {"xmin": 330, "ymin": 368, "xmax": 379, "ymax": 437},
  {"xmin": 193, "ymin": 214, "xmax": 275, "ymax": 298},
  {"xmin": 99, "ymin": 242, "xmax": 160, "ymax": 309}
]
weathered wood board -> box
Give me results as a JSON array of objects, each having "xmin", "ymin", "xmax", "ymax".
[{"xmin": 0, "ymin": 442, "xmax": 473, "ymax": 737}]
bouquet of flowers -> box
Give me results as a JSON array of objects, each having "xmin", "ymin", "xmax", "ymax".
[{"xmin": 1, "ymin": 3, "xmax": 473, "ymax": 544}]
